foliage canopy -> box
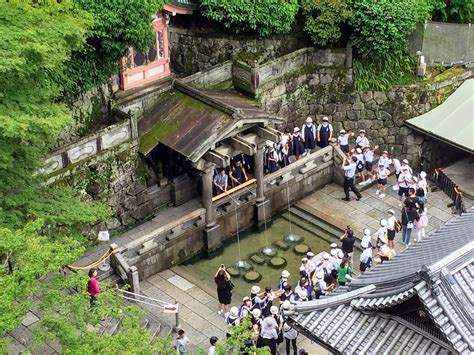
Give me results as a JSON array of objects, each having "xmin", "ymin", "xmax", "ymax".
[
  {"xmin": 428, "ymin": 0, "xmax": 474, "ymax": 23},
  {"xmin": 201, "ymin": 0, "xmax": 299, "ymax": 37},
  {"xmin": 300, "ymin": 0, "xmax": 352, "ymax": 46}
]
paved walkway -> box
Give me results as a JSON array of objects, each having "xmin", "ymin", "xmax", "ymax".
[{"xmin": 139, "ymin": 266, "xmax": 329, "ymax": 354}]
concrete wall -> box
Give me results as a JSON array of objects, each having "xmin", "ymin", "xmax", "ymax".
[{"xmin": 123, "ymin": 146, "xmax": 335, "ymax": 280}]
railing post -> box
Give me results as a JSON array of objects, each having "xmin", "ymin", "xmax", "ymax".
[
  {"xmin": 109, "ymin": 243, "xmax": 119, "ymax": 270},
  {"xmin": 174, "ymin": 299, "xmax": 180, "ymax": 330}
]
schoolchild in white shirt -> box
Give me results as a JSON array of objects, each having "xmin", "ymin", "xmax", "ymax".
[
  {"xmin": 355, "ymin": 129, "xmax": 369, "ymax": 148},
  {"xmin": 376, "ymin": 162, "xmax": 390, "ymax": 198},
  {"xmin": 362, "ymin": 145, "xmax": 378, "ymax": 184},
  {"xmin": 337, "ymin": 129, "xmax": 351, "ymax": 154}
]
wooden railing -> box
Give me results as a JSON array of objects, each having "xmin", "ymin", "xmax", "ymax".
[{"xmin": 432, "ymin": 168, "xmax": 466, "ymax": 215}]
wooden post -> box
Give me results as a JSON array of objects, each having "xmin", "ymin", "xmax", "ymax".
[{"xmin": 128, "ymin": 265, "xmax": 140, "ymax": 297}]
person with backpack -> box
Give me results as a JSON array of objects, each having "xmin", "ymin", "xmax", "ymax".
[
  {"xmin": 401, "ymin": 187, "xmax": 420, "ymax": 247},
  {"xmin": 225, "ymin": 307, "xmax": 240, "ymax": 338},
  {"xmin": 283, "ymin": 322, "xmax": 298, "ymax": 355},
  {"xmin": 270, "ymin": 306, "xmax": 284, "ymax": 348},
  {"xmin": 239, "ymin": 296, "xmax": 252, "ymax": 319},
  {"xmin": 340, "ymin": 227, "xmax": 356, "ymax": 265},
  {"xmin": 292, "ymin": 127, "xmax": 305, "ymax": 160},
  {"xmin": 359, "ymin": 240, "xmax": 373, "ymax": 274},
  {"xmin": 258, "ymin": 316, "xmax": 279, "ymax": 354},
  {"xmin": 250, "ymin": 285, "xmax": 265, "ymax": 311}
]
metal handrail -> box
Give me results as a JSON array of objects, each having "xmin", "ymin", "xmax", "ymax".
[
  {"xmin": 116, "ymin": 288, "xmax": 180, "ymax": 329},
  {"xmin": 432, "ymin": 168, "xmax": 466, "ymax": 215}
]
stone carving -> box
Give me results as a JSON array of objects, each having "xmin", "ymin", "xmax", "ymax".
[
  {"xmin": 67, "ymin": 140, "xmax": 97, "ymax": 163},
  {"xmin": 101, "ymin": 124, "xmax": 130, "ymax": 150},
  {"xmin": 41, "ymin": 154, "xmax": 63, "ymax": 174}
]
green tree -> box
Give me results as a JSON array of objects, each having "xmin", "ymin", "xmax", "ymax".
[
  {"xmin": 33, "ymin": 273, "xmax": 175, "ymax": 354},
  {"xmin": 201, "ymin": 0, "xmax": 299, "ymax": 37},
  {"xmin": 63, "ymin": 0, "xmax": 167, "ymax": 96},
  {"xmin": 428, "ymin": 0, "xmax": 474, "ymax": 23},
  {"xmin": 301, "ymin": 0, "xmax": 352, "ymax": 46},
  {"xmin": 350, "ymin": 0, "xmax": 431, "ymax": 59}
]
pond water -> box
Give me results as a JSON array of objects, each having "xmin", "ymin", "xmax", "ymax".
[{"xmin": 186, "ymin": 211, "xmax": 361, "ymax": 297}]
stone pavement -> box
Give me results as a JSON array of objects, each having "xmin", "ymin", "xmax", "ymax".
[
  {"xmin": 139, "ymin": 266, "xmax": 330, "ymax": 354},
  {"xmin": 296, "ymin": 176, "xmax": 462, "ymax": 258}
]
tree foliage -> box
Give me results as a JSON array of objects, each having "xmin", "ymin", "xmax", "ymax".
[
  {"xmin": 33, "ymin": 273, "xmax": 175, "ymax": 354},
  {"xmin": 428, "ymin": 0, "xmax": 474, "ymax": 23},
  {"xmin": 63, "ymin": 0, "xmax": 167, "ymax": 96},
  {"xmin": 201, "ymin": 0, "xmax": 299, "ymax": 37},
  {"xmin": 350, "ymin": 0, "xmax": 431, "ymax": 59},
  {"xmin": 301, "ymin": 0, "xmax": 352, "ymax": 46}
]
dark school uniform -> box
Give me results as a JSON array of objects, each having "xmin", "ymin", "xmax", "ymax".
[
  {"xmin": 317, "ymin": 123, "xmax": 332, "ymax": 148},
  {"xmin": 292, "ymin": 134, "xmax": 305, "ymax": 157},
  {"xmin": 303, "ymin": 124, "xmax": 316, "ymax": 150}
]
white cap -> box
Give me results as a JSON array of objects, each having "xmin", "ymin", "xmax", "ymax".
[
  {"xmin": 301, "ymin": 257, "xmax": 308, "ymax": 263},
  {"xmin": 387, "ymin": 209, "xmax": 395, "ymax": 215},
  {"xmin": 356, "ymin": 148, "xmax": 362, "ymax": 153},
  {"xmin": 382, "ymin": 150, "xmax": 388, "ymax": 154},
  {"xmin": 251, "ymin": 309, "xmax": 261, "ymax": 318},
  {"xmin": 420, "ymin": 171, "xmax": 427, "ymax": 178},
  {"xmin": 282, "ymin": 300, "xmax": 291, "ymax": 309},
  {"xmin": 243, "ymin": 296, "xmax": 251, "ymax": 302},
  {"xmin": 323, "ymin": 253, "xmax": 330, "ymax": 260},
  {"xmin": 380, "ymin": 219, "xmax": 387, "ymax": 227},
  {"xmin": 270, "ymin": 305, "xmax": 279, "ymax": 315},
  {"xmin": 294, "ymin": 127, "xmax": 300, "ymax": 132},
  {"xmin": 306, "ymin": 117, "xmax": 313, "ymax": 123},
  {"xmin": 359, "ymin": 129, "xmax": 366, "ymax": 133},
  {"xmin": 402, "ymin": 159, "xmax": 409, "ymax": 164},
  {"xmin": 281, "ymin": 270, "xmax": 290, "ymax": 278},
  {"xmin": 230, "ymin": 306, "xmax": 239, "ymax": 316},
  {"xmin": 330, "ymin": 243, "xmax": 337, "ymax": 248},
  {"xmin": 340, "ymin": 129, "xmax": 346, "ymax": 134},
  {"xmin": 364, "ymin": 228, "xmax": 370, "ymax": 236},
  {"xmin": 322, "ymin": 116, "xmax": 329, "ymax": 121},
  {"xmin": 251, "ymin": 285, "xmax": 261, "ymax": 294},
  {"xmin": 337, "ymin": 250, "xmax": 344, "ymax": 259},
  {"xmin": 330, "ymin": 249, "xmax": 337, "ymax": 256},
  {"xmin": 306, "ymin": 252, "xmax": 315, "ymax": 257}
]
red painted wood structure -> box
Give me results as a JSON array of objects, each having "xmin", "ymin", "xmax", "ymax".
[{"xmin": 119, "ymin": 1, "xmax": 197, "ymax": 90}]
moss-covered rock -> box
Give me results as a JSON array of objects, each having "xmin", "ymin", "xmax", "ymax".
[
  {"xmin": 244, "ymin": 271, "xmax": 262, "ymax": 283},
  {"xmin": 269, "ymin": 257, "xmax": 287, "ymax": 268},
  {"xmin": 294, "ymin": 244, "xmax": 310, "ymax": 255},
  {"xmin": 227, "ymin": 267, "xmax": 240, "ymax": 278},
  {"xmin": 250, "ymin": 254, "xmax": 266, "ymax": 265}
]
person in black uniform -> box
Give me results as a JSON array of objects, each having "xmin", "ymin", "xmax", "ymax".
[
  {"xmin": 229, "ymin": 160, "xmax": 248, "ymax": 187},
  {"xmin": 317, "ymin": 116, "xmax": 333, "ymax": 148},
  {"xmin": 342, "ymin": 155, "xmax": 362, "ymax": 201}
]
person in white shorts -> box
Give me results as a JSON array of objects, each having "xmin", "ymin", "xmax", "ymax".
[
  {"xmin": 376, "ymin": 162, "xmax": 390, "ymax": 198},
  {"xmin": 386, "ymin": 209, "xmax": 398, "ymax": 250}
]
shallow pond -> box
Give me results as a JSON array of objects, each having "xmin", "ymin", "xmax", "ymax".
[{"xmin": 186, "ymin": 211, "xmax": 361, "ymax": 297}]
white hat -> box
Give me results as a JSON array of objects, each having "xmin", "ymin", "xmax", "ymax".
[
  {"xmin": 243, "ymin": 296, "xmax": 251, "ymax": 302},
  {"xmin": 251, "ymin": 285, "xmax": 261, "ymax": 294},
  {"xmin": 380, "ymin": 219, "xmax": 387, "ymax": 227},
  {"xmin": 301, "ymin": 257, "xmax": 308, "ymax": 263},
  {"xmin": 340, "ymin": 129, "xmax": 346, "ymax": 134},
  {"xmin": 306, "ymin": 117, "xmax": 313, "ymax": 123},
  {"xmin": 251, "ymin": 308, "xmax": 261, "ymax": 318},
  {"xmin": 323, "ymin": 253, "xmax": 330, "ymax": 260},
  {"xmin": 281, "ymin": 270, "xmax": 290, "ymax": 278},
  {"xmin": 270, "ymin": 305, "xmax": 279, "ymax": 315},
  {"xmin": 356, "ymin": 148, "xmax": 362, "ymax": 154},
  {"xmin": 337, "ymin": 250, "xmax": 344, "ymax": 259},
  {"xmin": 298, "ymin": 289, "xmax": 308, "ymax": 299},
  {"xmin": 322, "ymin": 116, "xmax": 329, "ymax": 121},
  {"xmin": 361, "ymin": 240, "xmax": 370, "ymax": 248},
  {"xmin": 265, "ymin": 141, "xmax": 272, "ymax": 147},
  {"xmin": 402, "ymin": 159, "xmax": 409, "ymax": 164},
  {"xmin": 359, "ymin": 129, "xmax": 366, "ymax": 133},
  {"xmin": 294, "ymin": 127, "xmax": 300, "ymax": 132},
  {"xmin": 282, "ymin": 300, "xmax": 291, "ymax": 309},
  {"xmin": 364, "ymin": 228, "xmax": 370, "ymax": 236},
  {"xmin": 382, "ymin": 150, "xmax": 388, "ymax": 154},
  {"xmin": 330, "ymin": 243, "xmax": 337, "ymax": 248},
  {"xmin": 420, "ymin": 171, "xmax": 427, "ymax": 178},
  {"xmin": 230, "ymin": 306, "xmax": 239, "ymax": 316},
  {"xmin": 387, "ymin": 209, "xmax": 395, "ymax": 215},
  {"xmin": 306, "ymin": 252, "xmax": 315, "ymax": 257}
]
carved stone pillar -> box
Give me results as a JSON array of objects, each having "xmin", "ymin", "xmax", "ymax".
[{"xmin": 254, "ymin": 144, "xmax": 265, "ymax": 203}]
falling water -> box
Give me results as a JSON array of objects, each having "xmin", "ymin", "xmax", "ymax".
[
  {"xmin": 234, "ymin": 205, "xmax": 242, "ymax": 263},
  {"xmin": 260, "ymin": 199, "xmax": 276, "ymax": 256},
  {"xmin": 287, "ymin": 182, "xmax": 293, "ymax": 235}
]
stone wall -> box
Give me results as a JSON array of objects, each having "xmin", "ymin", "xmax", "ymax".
[
  {"xmin": 259, "ymin": 65, "xmax": 472, "ymax": 167},
  {"xmin": 168, "ymin": 26, "xmax": 308, "ymax": 75}
]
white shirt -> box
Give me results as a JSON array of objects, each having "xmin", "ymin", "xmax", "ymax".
[
  {"xmin": 387, "ymin": 216, "xmax": 397, "ymax": 230},
  {"xmin": 317, "ymin": 123, "xmax": 333, "ymax": 132},
  {"xmin": 364, "ymin": 150, "xmax": 374, "ymax": 162},
  {"xmin": 401, "ymin": 164, "xmax": 413, "ymax": 174},
  {"xmin": 338, "ymin": 134, "xmax": 349, "ymax": 145},
  {"xmin": 360, "ymin": 248, "xmax": 372, "ymax": 263},
  {"xmin": 343, "ymin": 162, "xmax": 357, "ymax": 178},
  {"xmin": 375, "ymin": 226, "xmax": 387, "ymax": 240},
  {"xmin": 417, "ymin": 178, "xmax": 427, "ymax": 194},
  {"xmin": 209, "ymin": 345, "xmax": 216, "ymax": 355},
  {"xmin": 379, "ymin": 244, "xmax": 390, "ymax": 256},
  {"xmin": 378, "ymin": 156, "xmax": 390, "ymax": 169},
  {"xmin": 356, "ymin": 135, "xmax": 369, "ymax": 147},
  {"xmin": 393, "ymin": 159, "xmax": 401, "ymax": 173},
  {"xmin": 356, "ymin": 153, "xmax": 364, "ymax": 164},
  {"xmin": 361, "ymin": 234, "xmax": 372, "ymax": 248},
  {"xmin": 376, "ymin": 167, "xmax": 390, "ymax": 179},
  {"xmin": 398, "ymin": 172, "xmax": 413, "ymax": 188},
  {"xmin": 325, "ymin": 257, "xmax": 338, "ymax": 272}
]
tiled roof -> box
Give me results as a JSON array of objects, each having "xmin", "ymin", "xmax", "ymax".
[
  {"xmin": 348, "ymin": 207, "xmax": 474, "ymax": 295},
  {"xmin": 290, "ymin": 304, "xmax": 452, "ymax": 354},
  {"xmin": 288, "ymin": 208, "xmax": 474, "ymax": 354}
]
